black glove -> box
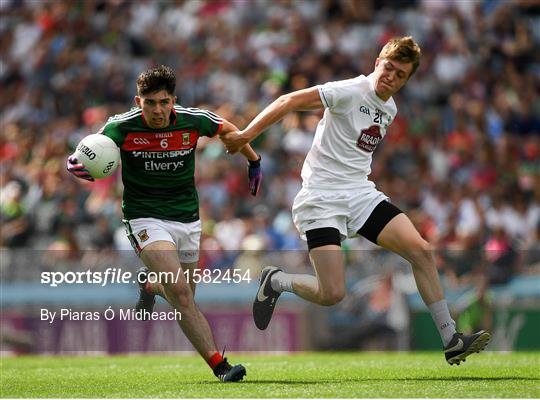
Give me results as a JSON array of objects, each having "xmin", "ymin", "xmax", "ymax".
[{"xmin": 247, "ymin": 155, "xmax": 262, "ymax": 196}]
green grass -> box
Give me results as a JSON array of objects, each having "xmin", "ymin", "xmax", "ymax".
[{"xmin": 1, "ymin": 352, "xmax": 539, "ymax": 398}]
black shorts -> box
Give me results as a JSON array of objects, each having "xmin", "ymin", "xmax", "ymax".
[
  {"xmin": 306, "ymin": 227, "xmax": 341, "ymax": 251},
  {"xmin": 357, "ymin": 200, "xmax": 403, "ymax": 244},
  {"xmin": 306, "ymin": 200, "xmax": 403, "ymax": 250}
]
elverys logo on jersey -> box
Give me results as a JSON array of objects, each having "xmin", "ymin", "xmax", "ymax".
[
  {"xmin": 356, "ymin": 125, "xmax": 382, "ymax": 153},
  {"xmin": 122, "ymin": 130, "xmax": 198, "ymax": 152}
]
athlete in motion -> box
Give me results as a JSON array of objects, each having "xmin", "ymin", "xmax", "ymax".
[
  {"xmin": 222, "ymin": 37, "xmax": 490, "ymax": 365},
  {"xmin": 67, "ymin": 65, "xmax": 261, "ymax": 381}
]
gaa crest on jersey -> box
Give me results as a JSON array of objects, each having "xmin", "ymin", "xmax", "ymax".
[
  {"xmin": 137, "ymin": 229, "xmax": 149, "ymax": 242},
  {"xmin": 356, "ymin": 125, "xmax": 382, "ymax": 153},
  {"xmin": 182, "ymin": 132, "xmax": 190, "ymax": 145}
]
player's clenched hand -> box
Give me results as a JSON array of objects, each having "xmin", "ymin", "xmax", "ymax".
[
  {"xmin": 66, "ymin": 155, "xmax": 94, "ymax": 182},
  {"xmin": 220, "ymin": 130, "xmax": 249, "ymax": 154},
  {"xmin": 247, "ymin": 155, "xmax": 262, "ymax": 196}
]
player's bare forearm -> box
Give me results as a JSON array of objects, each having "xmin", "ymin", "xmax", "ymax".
[
  {"xmin": 219, "ymin": 118, "xmax": 249, "ymax": 154},
  {"xmin": 218, "ymin": 121, "xmax": 262, "ymax": 196},
  {"xmin": 239, "ymin": 143, "xmax": 259, "ymax": 161},
  {"xmin": 220, "ymin": 88, "xmax": 322, "ymax": 154},
  {"xmin": 243, "ymin": 87, "xmax": 323, "ymax": 142},
  {"xmin": 219, "ymin": 131, "xmax": 249, "ymax": 154}
]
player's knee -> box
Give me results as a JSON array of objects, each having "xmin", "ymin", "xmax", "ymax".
[
  {"xmin": 163, "ymin": 282, "xmax": 193, "ymax": 309},
  {"xmin": 318, "ymin": 287, "xmax": 345, "ymax": 306},
  {"xmin": 404, "ymin": 238, "xmax": 434, "ymax": 268}
]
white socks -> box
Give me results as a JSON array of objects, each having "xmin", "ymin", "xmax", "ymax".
[
  {"xmin": 271, "ymin": 273, "xmax": 457, "ymax": 346},
  {"xmin": 428, "ymin": 299, "xmax": 457, "ymax": 346},
  {"xmin": 270, "ymin": 271, "xmax": 293, "ymax": 293}
]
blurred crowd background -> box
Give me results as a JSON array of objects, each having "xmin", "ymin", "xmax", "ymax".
[{"xmin": 1, "ymin": 0, "xmax": 539, "ymax": 350}]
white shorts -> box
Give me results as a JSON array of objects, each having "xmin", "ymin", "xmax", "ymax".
[
  {"xmin": 123, "ymin": 217, "xmax": 201, "ymax": 263},
  {"xmin": 292, "ymin": 182, "xmax": 388, "ymax": 242}
]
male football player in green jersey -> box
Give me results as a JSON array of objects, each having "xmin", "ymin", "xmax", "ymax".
[{"xmin": 67, "ymin": 65, "xmax": 260, "ymax": 382}]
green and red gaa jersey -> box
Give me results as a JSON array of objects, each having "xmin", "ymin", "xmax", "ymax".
[{"xmin": 98, "ymin": 105, "xmax": 222, "ymax": 222}]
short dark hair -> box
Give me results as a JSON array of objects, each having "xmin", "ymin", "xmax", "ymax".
[{"xmin": 136, "ymin": 65, "xmax": 176, "ymax": 96}]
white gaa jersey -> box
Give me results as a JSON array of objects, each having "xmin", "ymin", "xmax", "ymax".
[{"xmin": 301, "ymin": 73, "xmax": 397, "ymax": 190}]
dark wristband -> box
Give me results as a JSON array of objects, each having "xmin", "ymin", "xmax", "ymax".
[{"xmin": 248, "ymin": 155, "xmax": 261, "ymax": 167}]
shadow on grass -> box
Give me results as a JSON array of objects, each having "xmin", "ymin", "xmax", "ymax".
[{"xmin": 212, "ymin": 376, "xmax": 540, "ymax": 385}]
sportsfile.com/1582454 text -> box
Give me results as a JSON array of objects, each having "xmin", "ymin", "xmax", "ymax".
[{"xmin": 40, "ymin": 268, "xmax": 252, "ymax": 287}]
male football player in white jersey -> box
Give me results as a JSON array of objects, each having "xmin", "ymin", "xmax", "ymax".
[{"xmin": 221, "ymin": 37, "xmax": 490, "ymax": 365}]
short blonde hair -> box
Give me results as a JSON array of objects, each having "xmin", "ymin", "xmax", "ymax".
[{"xmin": 379, "ymin": 36, "xmax": 421, "ymax": 77}]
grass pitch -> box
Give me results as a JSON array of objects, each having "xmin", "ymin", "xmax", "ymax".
[{"xmin": 1, "ymin": 352, "xmax": 538, "ymax": 398}]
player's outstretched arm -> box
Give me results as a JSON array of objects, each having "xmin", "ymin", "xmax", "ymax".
[
  {"xmin": 219, "ymin": 119, "xmax": 262, "ymax": 196},
  {"xmin": 221, "ymin": 87, "xmax": 323, "ymax": 154},
  {"xmin": 66, "ymin": 155, "xmax": 94, "ymax": 182}
]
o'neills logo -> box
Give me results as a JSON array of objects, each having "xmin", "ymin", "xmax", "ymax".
[
  {"xmin": 356, "ymin": 125, "xmax": 382, "ymax": 153},
  {"xmin": 77, "ymin": 143, "xmax": 96, "ymax": 160}
]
